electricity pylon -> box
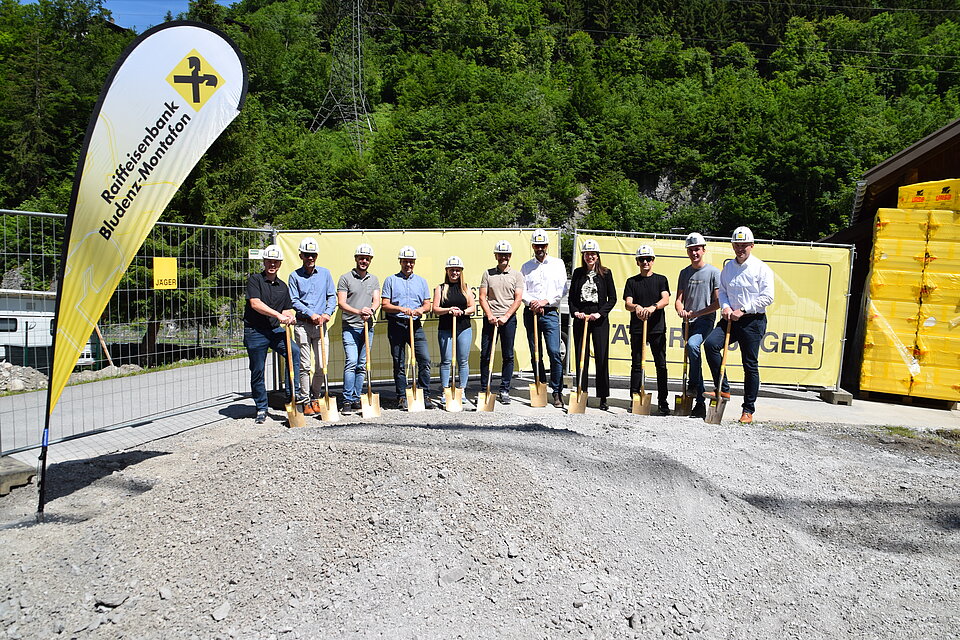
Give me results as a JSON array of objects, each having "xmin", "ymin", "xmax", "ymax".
[{"xmin": 311, "ymin": 0, "xmax": 374, "ymax": 153}]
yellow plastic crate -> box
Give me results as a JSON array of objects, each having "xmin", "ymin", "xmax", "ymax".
[
  {"xmin": 927, "ymin": 210, "xmax": 960, "ymax": 241},
  {"xmin": 868, "ymin": 269, "xmax": 924, "ymax": 303}
]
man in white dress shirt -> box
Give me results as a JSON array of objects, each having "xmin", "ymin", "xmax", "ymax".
[
  {"xmin": 521, "ymin": 228, "xmax": 569, "ymax": 408},
  {"xmin": 703, "ymin": 226, "xmax": 775, "ymax": 424}
]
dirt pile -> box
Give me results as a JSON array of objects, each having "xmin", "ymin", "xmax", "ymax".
[{"xmin": 0, "ymin": 411, "xmax": 957, "ymax": 639}]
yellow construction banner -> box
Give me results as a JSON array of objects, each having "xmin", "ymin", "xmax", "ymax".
[
  {"xmin": 575, "ymin": 232, "xmax": 853, "ymax": 387},
  {"xmin": 276, "ymin": 229, "xmax": 561, "ymax": 384}
]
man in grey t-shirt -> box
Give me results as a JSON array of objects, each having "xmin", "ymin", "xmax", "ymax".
[
  {"xmin": 675, "ymin": 232, "xmax": 720, "ymax": 418},
  {"xmin": 336, "ymin": 243, "xmax": 381, "ymax": 411}
]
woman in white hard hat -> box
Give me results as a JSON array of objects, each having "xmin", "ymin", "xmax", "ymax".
[
  {"xmin": 433, "ymin": 256, "xmax": 476, "ymax": 406},
  {"xmin": 568, "ymin": 239, "xmax": 617, "ymax": 410}
]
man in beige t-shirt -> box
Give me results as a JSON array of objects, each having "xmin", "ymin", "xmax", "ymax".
[{"xmin": 478, "ymin": 240, "xmax": 524, "ymax": 403}]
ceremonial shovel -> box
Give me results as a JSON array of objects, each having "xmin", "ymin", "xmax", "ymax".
[
  {"xmin": 444, "ymin": 321, "xmax": 463, "ymax": 412},
  {"xmin": 405, "ymin": 317, "xmax": 426, "ymax": 412},
  {"xmin": 477, "ymin": 324, "xmax": 498, "ymax": 412},
  {"xmin": 568, "ymin": 317, "xmax": 589, "ymax": 414},
  {"xmin": 674, "ymin": 318, "xmax": 694, "ymax": 416},
  {"xmin": 527, "ymin": 314, "xmax": 548, "ymax": 407},
  {"xmin": 631, "ymin": 319, "xmax": 652, "ymax": 415},
  {"xmin": 283, "ymin": 324, "xmax": 306, "ymax": 428},
  {"xmin": 317, "ymin": 322, "xmax": 340, "ymax": 422},
  {"xmin": 359, "ymin": 318, "xmax": 381, "ymax": 418},
  {"xmin": 705, "ymin": 320, "xmax": 732, "ymax": 425}
]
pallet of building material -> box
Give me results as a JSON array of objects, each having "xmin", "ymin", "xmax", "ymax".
[
  {"xmin": 917, "ymin": 302, "xmax": 960, "ymax": 339},
  {"xmin": 920, "ymin": 272, "xmax": 960, "ymax": 306},
  {"xmin": 910, "ymin": 366, "xmax": 960, "ymax": 402},
  {"xmin": 923, "ymin": 240, "xmax": 960, "ymax": 274},
  {"xmin": 898, "ymin": 179, "xmax": 960, "ymax": 211},
  {"xmin": 871, "ymin": 237, "xmax": 930, "ymax": 272},
  {"xmin": 866, "ymin": 299, "xmax": 922, "ymax": 341},
  {"xmin": 868, "ymin": 269, "xmax": 924, "ymax": 304},
  {"xmin": 860, "ymin": 358, "xmax": 913, "ymax": 395},
  {"xmin": 875, "ymin": 208, "xmax": 931, "ymax": 239},
  {"xmin": 915, "ymin": 336, "xmax": 960, "ymax": 370},
  {"xmin": 927, "ymin": 210, "xmax": 960, "ymax": 241}
]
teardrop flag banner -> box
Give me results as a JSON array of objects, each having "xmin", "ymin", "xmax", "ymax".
[{"xmin": 38, "ymin": 21, "xmax": 248, "ymax": 519}]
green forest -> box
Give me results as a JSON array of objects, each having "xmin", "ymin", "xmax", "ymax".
[{"xmin": 3, "ymin": 0, "xmax": 960, "ymax": 241}]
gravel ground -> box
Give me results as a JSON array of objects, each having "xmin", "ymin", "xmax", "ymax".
[{"xmin": 0, "ymin": 406, "xmax": 958, "ymax": 639}]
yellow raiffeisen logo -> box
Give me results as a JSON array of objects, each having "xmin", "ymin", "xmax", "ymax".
[{"xmin": 166, "ymin": 50, "xmax": 224, "ymax": 110}]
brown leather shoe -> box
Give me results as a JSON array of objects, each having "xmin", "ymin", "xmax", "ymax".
[
  {"xmin": 738, "ymin": 412, "xmax": 753, "ymax": 424},
  {"xmin": 704, "ymin": 390, "xmax": 731, "ymax": 400},
  {"xmin": 552, "ymin": 392, "xmax": 564, "ymax": 408},
  {"xmin": 303, "ymin": 400, "xmax": 318, "ymax": 416}
]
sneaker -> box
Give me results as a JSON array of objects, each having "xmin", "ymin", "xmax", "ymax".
[
  {"xmin": 552, "ymin": 392, "xmax": 564, "ymax": 409},
  {"xmin": 598, "ymin": 399, "xmax": 608, "ymax": 411},
  {"xmin": 352, "ymin": 401, "xmax": 363, "ymax": 411},
  {"xmin": 396, "ymin": 397, "xmax": 407, "ymax": 411},
  {"xmin": 255, "ymin": 410, "xmax": 267, "ymax": 424},
  {"xmin": 499, "ymin": 391, "xmax": 511, "ymax": 405},
  {"xmin": 738, "ymin": 412, "xmax": 754, "ymax": 424},
  {"xmin": 704, "ymin": 390, "xmax": 731, "ymax": 400},
  {"xmin": 690, "ymin": 402, "xmax": 707, "ymax": 419},
  {"xmin": 655, "ymin": 404, "xmax": 671, "ymax": 416}
]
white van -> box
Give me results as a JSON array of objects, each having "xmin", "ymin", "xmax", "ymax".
[{"xmin": 0, "ymin": 290, "xmax": 95, "ymax": 367}]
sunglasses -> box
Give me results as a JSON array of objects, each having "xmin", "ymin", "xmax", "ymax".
[{"xmin": 638, "ymin": 257, "xmax": 654, "ymax": 262}]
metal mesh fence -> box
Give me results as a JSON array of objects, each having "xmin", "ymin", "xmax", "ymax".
[{"xmin": 0, "ymin": 210, "xmax": 272, "ymax": 455}]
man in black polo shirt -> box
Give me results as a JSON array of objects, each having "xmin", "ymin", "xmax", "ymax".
[
  {"xmin": 623, "ymin": 244, "xmax": 672, "ymax": 416},
  {"xmin": 244, "ymin": 244, "xmax": 302, "ymax": 424}
]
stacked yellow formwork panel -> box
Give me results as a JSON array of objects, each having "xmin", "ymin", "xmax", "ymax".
[{"xmin": 862, "ymin": 179, "xmax": 960, "ymax": 401}]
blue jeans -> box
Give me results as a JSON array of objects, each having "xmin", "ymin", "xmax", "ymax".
[
  {"xmin": 705, "ymin": 314, "xmax": 767, "ymax": 414},
  {"xmin": 523, "ymin": 308, "xmax": 563, "ymax": 394},
  {"xmin": 685, "ymin": 315, "xmax": 715, "ymax": 398},
  {"xmin": 244, "ymin": 326, "xmax": 300, "ymax": 412},
  {"xmin": 342, "ymin": 324, "xmax": 373, "ymax": 404},
  {"xmin": 480, "ymin": 316, "xmax": 517, "ymax": 392},
  {"xmin": 387, "ymin": 318, "xmax": 431, "ymax": 398},
  {"xmin": 438, "ymin": 326, "xmax": 472, "ymax": 390}
]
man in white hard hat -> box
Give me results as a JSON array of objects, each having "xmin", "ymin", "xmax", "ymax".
[
  {"xmin": 521, "ymin": 229, "xmax": 568, "ymax": 408},
  {"xmin": 337, "ymin": 243, "xmax": 380, "ymax": 412},
  {"xmin": 675, "ymin": 232, "xmax": 720, "ymax": 419},
  {"xmin": 243, "ymin": 244, "xmax": 301, "ymax": 424},
  {"xmin": 381, "ymin": 246, "xmax": 433, "ymax": 408},
  {"xmin": 623, "ymin": 244, "xmax": 671, "ymax": 415},
  {"xmin": 288, "ymin": 236, "xmax": 337, "ymax": 415},
  {"xmin": 704, "ymin": 226, "xmax": 775, "ymax": 424},
  {"xmin": 479, "ymin": 240, "xmax": 524, "ymax": 404}
]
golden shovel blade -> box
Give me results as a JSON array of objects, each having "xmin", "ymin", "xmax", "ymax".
[
  {"xmin": 528, "ymin": 381, "xmax": 548, "ymax": 407},
  {"xmin": 631, "ymin": 392, "xmax": 652, "ymax": 415},
  {"xmin": 406, "ymin": 387, "xmax": 426, "ymax": 412},
  {"xmin": 444, "ymin": 387, "xmax": 463, "ymax": 412},
  {"xmin": 318, "ymin": 396, "xmax": 340, "ymax": 423},
  {"xmin": 477, "ymin": 391, "xmax": 496, "ymax": 413},
  {"xmin": 360, "ymin": 393, "xmax": 381, "ymax": 419},
  {"xmin": 704, "ymin": 397, "xmax": 728, "ymax": 424},
  {"xmin": 568, "ymin": 389, "xmax": 587, "ymax": 414},
  {"xmin": 674, "ymin": 394, "xmax": 694, "ymax": 417},
  {"xmin": 286, "ymin": 401, "xmax": 306, "ymax": 428}
]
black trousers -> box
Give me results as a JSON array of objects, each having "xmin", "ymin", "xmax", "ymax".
[
  {"xmin": 571, "ymin": 316, "xmax": 610, "ymax": 399},
  {"xmin": 630, "ymin": 331, "xmax": 668, "ymax": 406}
]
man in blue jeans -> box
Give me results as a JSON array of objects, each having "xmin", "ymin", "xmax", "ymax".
[
  {"xmin": 521, "ymin": 229, "xmax": 568, "ymax": 408},
  {"xmin": 337, "ymin": 243, "xmax": 380, "ymax": 412},
  {"xmin": 675, "ymin": 232, "xmax": 720, "ymax": 419},
  {"xmin": 704, "ymin": 226, "xmax": 775, "ymax": 424},
  {"xmin": 479, "ymin": 240, "xmax": 524, "ymax": 404},
  {"xmin": 243, "ymin": 244, "xmax": 302, "ymax": 424},
  {"xmin": 381, "ymin": 246, "xmax": 433, "ymax": 409}
]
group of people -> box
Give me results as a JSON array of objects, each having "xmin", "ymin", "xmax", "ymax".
[{"xmin": 242, "ymin": 227, "xmax": 774, "ymax": 424}]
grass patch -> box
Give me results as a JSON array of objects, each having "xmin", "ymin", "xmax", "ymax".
[{"xmin": 882, "ymin": 426, "xmax": 918, "ymax": 438}]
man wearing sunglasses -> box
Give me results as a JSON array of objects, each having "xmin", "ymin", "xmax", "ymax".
[{"xmin": 623, "ymin": 245, "xmax": 671, "ymax": 416}]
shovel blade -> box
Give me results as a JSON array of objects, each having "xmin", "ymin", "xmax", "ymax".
[
  {"xmin": 318, "ymin": 396, "xmax": 340, "ymax": 423},
  {"xmin": 674, "ymin": 395, "xmax": 694, "ymax": 417},
  {"xmin": 568, "ymin": 389, "xmax": 587, "ymax": 414},
  {"xmin": 286, "ymin": 402, "xmax": 306, "ymax": 428},
  {"xmin": 477, "ymin": 391, "xmax": 496, "ymax": 413},
  {"xmin": 360, "ymin": 393, "xmax": 381, "ymax": 419},
  {"xmin": 444, "ymin": 387, "xmax": 463, "ymax": 412},
  {"xmin": 406, "ymin": 388, "xmax": 426, "ymax": 412},
  {"xmin": 528, "ymin": 382, "xmax": 548, "ymax": 407},
  {"xmin": 704, "ymin": 397, "xmax": 728, "ymax": 424},
  {"xmin": 631, "ymin": 392, "xmax": 652, "ymax": 415}
]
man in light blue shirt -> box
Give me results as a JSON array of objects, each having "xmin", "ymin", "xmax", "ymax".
[
  {"xmin": 381, "ymin": 246, "xmax": 433, "ymax": 408},
  {"xmin": 288, "ymin": 237, "xmax": 337, "ymax": 413}
]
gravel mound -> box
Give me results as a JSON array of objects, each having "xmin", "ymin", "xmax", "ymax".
[{"xmin": 0, "ymin": 410, "xmax": 957, "ymax": 639}]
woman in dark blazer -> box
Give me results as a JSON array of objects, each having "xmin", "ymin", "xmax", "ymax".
[{"xmin": 568, "ymin": 239, "xmax": 617, "ymax": 410}]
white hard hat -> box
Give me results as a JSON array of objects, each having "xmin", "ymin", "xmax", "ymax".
[
  {"xmin": 262, "ymin": 244, "xmax": 284, "ymax": 261},
  {"xmin": 580, "ymin": 239, "xmax": 600, "ymax": 253},
  {"xmin": 494, "ymin": 240, "xmax": 513, "ymax": 253},
  {"xmin": 732, "ymin": 226, "xmax": 755, "ymax": 243},
  {"xmin": 298, "ymin": 237, "xmax": 319, "ymax": 253},
  {"xmin": 445, "ymin": 255, "xmax": 464, "ymax": 268},
  {"xmin": 354, "ymin": 243, "xmax": 374, "ymax": 257},
  {"xmin": 530, "ymin": 228, "xmax": 549, "ymax": 244},
  {"xmin": 685, "ymin": 232, "xmax": 707, "ymax": 248},
  {"xmin": 635, "ymin": 245, "xmax": 655, "ymax": 258},
  {"xmin": 398, "ymin": 245, "xmax": 418, "ymax": 260}
]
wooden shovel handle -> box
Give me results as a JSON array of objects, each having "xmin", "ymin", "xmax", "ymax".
[
  {"xmin": 714, "ymin": 320, "xmax": 732, "ymax": 392},
  {"xmin": 408, "ymin": 316, "xmax": 418, "ymax": 394},
  {"xmin": 363, "ymin": 318, "xmax": 374, "ymax": 399},
  {"xmin": 284, "ymin": 324, "xmax": 296, "ymax": 404},
  {"xmin": 577, "ymin": 316, "xmax": 590, "ymax": 393},
  {"xmin": 485, "ymin": 323, "xmax": 498, "ymax": 395}
]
